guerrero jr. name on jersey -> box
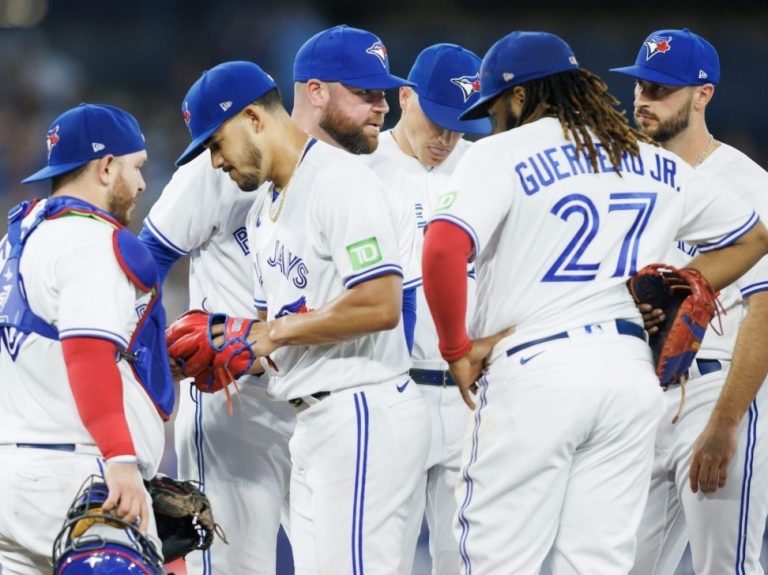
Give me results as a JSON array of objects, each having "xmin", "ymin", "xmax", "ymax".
[{"xmin": 514, "ymin": 144, "xmax": 679, "ymax": 195}]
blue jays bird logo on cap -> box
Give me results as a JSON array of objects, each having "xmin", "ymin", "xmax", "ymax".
[
  {"xmin": 182, "ymin": 102, "xmax": 191, "ymax": 127},
  {"xmin": 46, "ymin": 125, "xmax": 60, "ymax": 159},
  {"xmin": 450, "ymin": 73, "xmax": 481, "ymax": 102},
  {"xmin": 644, "ymin": 36, "xmax": 673, "ymax": 60},
  {"xmin": 365, "ymin": 41, "xmax": 388, "ymax": 67}
]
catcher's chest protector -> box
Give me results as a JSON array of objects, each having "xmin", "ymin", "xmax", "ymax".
[{"xmin": 0, "ymin": 196, "xmax": 175, "ymax": 418}]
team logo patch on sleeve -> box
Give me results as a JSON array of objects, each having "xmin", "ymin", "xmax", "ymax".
[
  {"xmin": 346, "ymin": 237, "xmax": 382, "ymax": 270},
  {"xmin": 434, "ymin": 191, "xmax": 458, "ymax": 211}
]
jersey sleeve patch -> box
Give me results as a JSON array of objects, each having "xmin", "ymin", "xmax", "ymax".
[{"xmin": 346, "ymin": 237, "xmax": 383, "ymax": 271}]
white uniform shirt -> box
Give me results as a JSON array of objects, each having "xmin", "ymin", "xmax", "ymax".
[
  {"xmin": 144, "ymin": 150, "xmax": 261, "ymax": 316},
  {"xmin": 360, "ymin": 148, "xmax": 421, "ymax": 290},
  {"xmin": 432, "ymin": 117, "xmax": 759, "ymax": 348},
  {"xmin": 665, "ymin": 142, "xmax": 768, "ymax": 359},
  {"xmin": 0, "ymin": 202, "xmax": 163, "ymax": 476},
  {"xmin": 374, "ymin": 131, "xmax": 474, "ymax": 370},
  {"xmin": 248, "ymin": 141, "xmax": 410, "ymax": 400}
]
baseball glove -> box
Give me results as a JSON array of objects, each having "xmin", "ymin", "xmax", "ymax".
[
  {"xmin": 165, "ymin": 311, "xmax": 266, "ymax": 394},
  {"xmin": 147, "ymin": 474, "xmax": 227, "ymax": 563},
  {"xmin": 627, "ymin": 263, "xmax": 719, "ymax": 388}
]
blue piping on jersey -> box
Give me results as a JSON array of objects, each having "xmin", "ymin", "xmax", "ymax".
[
  {"xmin": 58, "ymin": 328, "xmax": 129, "ymax": 349},
  {"xmin": 698, "ymin": 211, "xmax": 759, "ymax": 253},
  {"xmin": 741, "ymin": 282, "xmax": 768, "ymax": 299},
  {"xmin": 735, "ymin": 401, "xmax": 758, "ymax": 574},
  {"xmin": 352, "ymin": 392, "xmax": 370, "ymax": 575},
  {"xmin": 344, "ymin": 264, "xmax": 403, "ymax": 289},
  {"xmin": 142, "ymin": 218, "xmax": 189, "ymax": 257},
  {"xmin": 457, "ymin": 375, "xmax": 489, "ymax": 575},
  {"xmin": 192, "ymin": 386, "xmax": 213, "ymax": 575}
]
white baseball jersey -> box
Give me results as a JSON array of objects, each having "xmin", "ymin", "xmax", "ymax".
[
  {"xmin": 375, "ymin": 130, "xmax": 474, "ymax": 369},
  {"xmin": 144, "ymin": 150, "xmax": 260, "ymax": 316},
  {"xmin": 359, "ymin": 148, "xmax": 421, "ymax": 291},
  {"xmin": 631, "ymin": 141, "xmax": 768, "ymax": 575},
  {"xmin": 144, "ymin": 149, "xmax": 295, "ymax": 575},
  {"xmin": 434, "ymin": 117, "xmax": 759, "ymax": 351},
  {"xmin": 665, "ymin": 142, "xmax": 768, "ymax": 357},
  {"xmin": 0, "ymin": 201, "xmax": 164, "ymax": 475},
  {"xmin": 248, "ymin": 140, "xmax": 410, "ymax": 400}
]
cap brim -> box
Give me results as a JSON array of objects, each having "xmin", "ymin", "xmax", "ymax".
[
  {"xmin": 609, "ymin": 65, "xmax": 691, "ymax": 86},
  {"xmin": 419, "ymin": 97, "xmax": 491, "ymax": 135},
  {"xmin": 458, "ymin": 90, "xmax": 502, "ymax": 121},
  {"xmin": 342, "ymin": 73, "xmax": 415, "ymax": 90},
  {"xmin": 175, "ymin": 124, "xmax": 219, "ymax": 167},
  {"xmin": 20, "ymin": 160, "xmax": 89, "ymax": 184}
]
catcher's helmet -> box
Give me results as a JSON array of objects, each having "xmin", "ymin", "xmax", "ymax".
[{"xmin": 52, "ymin": 476, "xmax": 165, "ymax": 574}]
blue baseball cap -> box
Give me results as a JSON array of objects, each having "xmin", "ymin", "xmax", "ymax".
[
  {"xmin": 610, "ymin": 28, "xmax": 720, "ymax": 86},
  {"xmin": 294, "ymin": 24, "xmax": 413, "ymax": 90},
  {"xmin": 407, "ymin": 44, "xmax": 491, "ymax": 135},
  {"xmin": 176, "ymin": 61, "xmax": 277, "ymax": 166},
  {"xmin": 21, "ymin": 103, "xmax": 145, "ymax": 184},
  {"xmin": 460, "ymin": 31, "xmax": 580, "ymax": 121}
]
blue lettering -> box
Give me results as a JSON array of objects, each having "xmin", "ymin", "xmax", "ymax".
[
  {"xmin": 531, "ymin": 153, "xmax": 556, "ymax": 187},
  {"xmin": 595, "ymin": 144, "xmax": 615, "ymax": 173},
  {"xmin": 232, "ymin": 226, "xmax": 250, "ymax": 255},
  {"xmin": 561, "ymin": 144, "xmax": 589, "ymax": 176},
  {"xmin": 266, "ymin": 240, "xmax": 309, "ymax": 288},
  {"xmin": 515, "ymin": 161, "xmax": 540, "ymax": 195},
  {"xmin": 662, "ymin": 157, "xmax": 677, "ymax": 189},
  {"xmin": 544, "ymin": 147, "xmax": 570, "ymax": 182}
]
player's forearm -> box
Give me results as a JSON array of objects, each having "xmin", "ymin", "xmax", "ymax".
[
  {"xmin": 688, "ymin": 222, "xmax": 768, "ymax": 290},
  {"xmin": 422, "ymin": 221, "xmax": 472, "ymax": 361},
  {"xmin": 267, "ymin": 274, "xmax": 402, "ymax": 346},
  {"xmin": 708, "ymin": 292, "xmax": 768, "ymax": 425}
]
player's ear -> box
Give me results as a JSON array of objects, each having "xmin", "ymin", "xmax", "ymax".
[
  {"xmin": 398, "ymin": 86, "xmax": 412, "ymax": 111},
  {"xmin": 304, "ymin": 79, "xmax": 329, "ymax": 109},
  {"xmin": 693, "ymin": 84, "xmax": 715, "ymax": 111},
  {"xmin": 511, "ymin": 86, "xmax": 526, "ymax": 107},
  {"xmin": 243, "ymin": 105, "xmax": 266, "ymax": 133},
  {"xmin": 96, "ymin": 154, "xmax": 117, "ymax": 186}
]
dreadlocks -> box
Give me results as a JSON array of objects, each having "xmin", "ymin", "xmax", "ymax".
[{"xmin": 515, "ymin": 68, "xmax": 654, "ymax": 174}]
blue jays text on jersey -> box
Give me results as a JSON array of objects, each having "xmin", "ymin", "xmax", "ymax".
[
  {"xmin": 515, "ymin": 143, "xmax": 679, "ymax": 195},
  {"xmin": 266, "ymin": 239, "xmax": 309, "ymax": 289}
]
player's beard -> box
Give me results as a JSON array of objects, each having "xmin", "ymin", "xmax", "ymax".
[
  {"xmin": 233, "ymin": 145, "xmax": 263, "ymax": 191},
  {"xmin": 635, "ymin": 93, "xmax": 693, "ymax": 143},
  {"xmin": 319, "ymin": 102, "xmax": 378, "ymax": 155},
  {"xmin": 107, "ymin": 175, "xmax": 136, "ymax": 226}
]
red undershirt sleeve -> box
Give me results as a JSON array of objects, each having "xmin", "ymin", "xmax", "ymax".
[
  {"xmin": 61, "ymin": 337, "xmax": 136, "ymax": 460},
  {"xmin": 422, "ymin": 220, "xmax": 474, "ymax": 362}
]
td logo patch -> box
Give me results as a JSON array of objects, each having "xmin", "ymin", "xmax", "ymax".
[
  {"xmin": 434, "ymin": 191, "xmax": 458, "ymax": 211},
  {"xmin": 346, "ymin": 237, "xmax": 382, "ymax": 270}
]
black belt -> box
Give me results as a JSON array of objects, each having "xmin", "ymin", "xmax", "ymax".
[
  {"xmin": 16, "ymin": 443, "xmax": 75, "ymax": 452},
  {"xmin": 506, "ymin": 319, "xmax": 646, "ymax": 358},
  {"xmin": 289, "ymin": 391, "xmax": 330, "ymax": 409},
  {"xmin": 409, "ymin": 368, "xmax": 456, "ymax": 387}
]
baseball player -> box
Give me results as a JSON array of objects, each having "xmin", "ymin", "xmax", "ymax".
[
  {"xmin": 420, "ymin": 31, "xmax": 768, "ymax": 575},
  {"xmin": 175, "ymin": 60, "xmax": 430, "ymax": 574},
  {"xmin": 372, "ymin": 44, "xmax": 490, "ymax": 574},
  {"xmin": 611, "ymin": 28, "xmax": 768, "ymax": 574},
  {"xmin": 139, "ymin": 80, "xmax": 296, "ymax": 575},
  {"xmin": 0, "ymin": 103, "xmax": 172, "ymax": 573},
  {"xmin": 291, "ymin": 25, "xmax": 422, "ymax": 353}
]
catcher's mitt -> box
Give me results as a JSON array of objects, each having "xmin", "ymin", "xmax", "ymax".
[
  {"xmin": 147, "ymin": 474, "xmax": 227, "ymax": 563},
  {"xmin": 627, "ymin": 263, "xmax": 720, "ymax": 388}
]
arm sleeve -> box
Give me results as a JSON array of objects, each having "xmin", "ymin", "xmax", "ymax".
[
  {"xmin": 138, "ymin": 225, "xmax": 182, "ymax": 284},
  {"xmin": 61, "ymin": 337, "xmax": 135, "ymax": 459},
  {"xmin": 402, "ymin": 285, "xmax": 416, "ymax": 355},
  {"xmin": 422, "ymin": 220, "xmax": 473, "ymax": 361}
]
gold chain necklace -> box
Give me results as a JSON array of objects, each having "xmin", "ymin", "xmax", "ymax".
[
  {"xmin": 269, "ymin": 136, "xmax": 312, "ymax": 222},
  {"xmin": 695, "ymin": 134, "xmax": 715, "ymax": 166}
]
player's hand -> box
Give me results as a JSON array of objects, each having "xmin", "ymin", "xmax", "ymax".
[
  {"xmin": 168, "ymin": 356, "xmax": 185, "ymax": 380},
  {"xmin": 636, "ymin": 302, "xmax": 665, "ymax": 335},
  {"xmin": 688, "ymin": 418, "xmax": 739, "ymax": 494},
  {"xmin": 449, "ymin": 327, "xmax": 515, "ymax": 410},
  {"xmin": 209, "ymin": 318, "xmax": 278, "ymax": 365},
  {"xmin": 102, "ymin": 461, "xmax": 150, "ymax": 533}
]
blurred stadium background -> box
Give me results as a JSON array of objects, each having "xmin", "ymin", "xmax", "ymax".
[{"xmin": 2, "ymin": 1, "xmax": 767, "ymax": 572}]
